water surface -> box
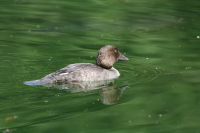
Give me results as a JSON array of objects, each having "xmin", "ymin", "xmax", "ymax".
[{"xmin": 0, "ymin": 0, "xmax": 200, "ymax": 133}]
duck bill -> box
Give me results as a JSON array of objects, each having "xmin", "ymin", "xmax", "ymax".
[{"xmin": 118, "ymin": 53, "xmax": 129, "ymax": 61}]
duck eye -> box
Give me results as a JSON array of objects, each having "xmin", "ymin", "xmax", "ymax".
[{"xmin": 115, "ymin": 50, "xmax": 118, "ymax": 53}]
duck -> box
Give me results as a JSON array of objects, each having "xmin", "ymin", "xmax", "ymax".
[{"xmin": 24, "ymin": 45, "xmax": 128, "ymax": 86}]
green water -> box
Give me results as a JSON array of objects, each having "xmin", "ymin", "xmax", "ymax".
[{"xmin": 1, "ymin": 0, "xmax": 200, "ymax": 132}]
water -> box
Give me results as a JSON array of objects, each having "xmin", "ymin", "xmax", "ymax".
[{"xmin": 1, "ymin": 0, "xmax": 200, "ymax": 132}]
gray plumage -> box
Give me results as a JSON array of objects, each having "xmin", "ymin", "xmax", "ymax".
[{"xmin": 24, "ymin": 45, "xmax": 128, "ymax": 86}]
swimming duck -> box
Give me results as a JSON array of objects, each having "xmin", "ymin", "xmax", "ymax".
[{"xmin": 24, "ymin": 45, "xmax": 128, "ymax": 85}]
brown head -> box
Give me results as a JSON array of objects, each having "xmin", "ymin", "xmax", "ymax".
[{"xmin": 96, "ymin": 45, "xmax": 128, "ymax": 69}]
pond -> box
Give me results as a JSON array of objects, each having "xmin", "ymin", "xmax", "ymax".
[{"xmin": 0, "ymin": 0, "xmax": 200, "ymax": 133}]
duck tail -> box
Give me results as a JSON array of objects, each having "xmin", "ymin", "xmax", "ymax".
[{"xmin": 23, "ymin": 80, "xmax": 47, "ymax": 86}]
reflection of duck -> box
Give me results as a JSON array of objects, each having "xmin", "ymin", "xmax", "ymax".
[
  {"xmin": 44, "ymin": 79, "xmax": 115, "ymax": 92},
  {"xmin": 99, "ymin": 84, "xmax": 129, "ymax": 105},
  {"xmin": 24, "ymin": 45, "xmax": 128, "ymax": 85},
  {"xmin": 43, "ymin": 80, "xmax": 129, "ymax": 105}
]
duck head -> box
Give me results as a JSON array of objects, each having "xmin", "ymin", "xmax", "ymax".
[{"xmin": 96, "ymin": 45, "xmax": 128, "ymax": 69}]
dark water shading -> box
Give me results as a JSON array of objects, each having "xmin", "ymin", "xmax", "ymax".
[{"xmin": 1, "ymin": 0, "xmax": 200, "ymax": 133}]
